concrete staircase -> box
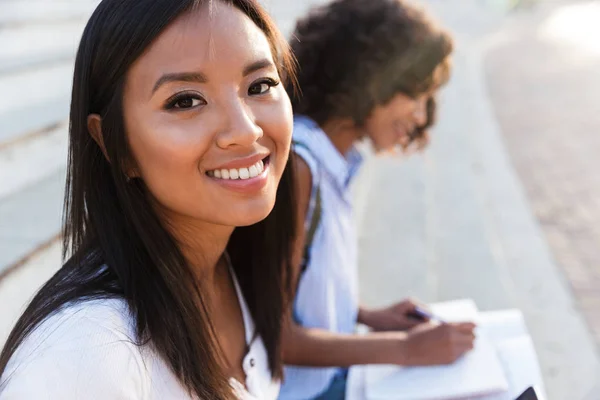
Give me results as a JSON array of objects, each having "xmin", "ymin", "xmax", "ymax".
[{"xmin": 0, "ymin": 0, "xmax": 98, "ymax": 276}]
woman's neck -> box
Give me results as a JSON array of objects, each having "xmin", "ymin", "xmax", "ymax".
[
  {"xmin": 164, "ymin": 213, "xmax": 246, "ymax": 376},
  {"xmin": 161, "ymin": 211, "xmax": 235, "ymax": 287},
  {"xmin": 321, "ymin": 118, "xmax": 363, "ymax": 156}
]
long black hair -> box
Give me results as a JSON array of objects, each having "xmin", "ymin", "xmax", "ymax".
[{"xmin": 0, "ymin": 0, "xmax": 297, "ymax": 397}]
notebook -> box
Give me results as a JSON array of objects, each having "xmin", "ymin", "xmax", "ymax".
[
  {"xmin": 483, "ymin": 337, "xmax": 546, "ymax": 400},
  {"xmin": 365, "ymin": 299, "xmax": 509, "ymax": 400}
]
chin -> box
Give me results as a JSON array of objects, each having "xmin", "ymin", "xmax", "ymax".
[{"xmin": 230, "ymin": 199, "xmax": 276, "ymax": 227}]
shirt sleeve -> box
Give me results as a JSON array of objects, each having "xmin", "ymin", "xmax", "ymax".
[{"xmin": 0, "ymin": 309, "xmax": 147, "ymax": 399}]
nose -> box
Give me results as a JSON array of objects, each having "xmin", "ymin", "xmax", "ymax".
[
  {"xmin": 413, "ymin": 96, "xmax": 428, "ymax": 127},
  {"xmin": 216, "ymin": 98, "xmax": 263, "ymax": 149}
]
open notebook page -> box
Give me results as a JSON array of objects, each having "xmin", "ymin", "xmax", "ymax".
[{"xmin": 365, "ymin": 299, "xmax": 509, "ymax": 400}]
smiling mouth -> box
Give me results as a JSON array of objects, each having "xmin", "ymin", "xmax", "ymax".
[{"xmin": 206, "ymin": 156, "xmax": 270, "ymax": 180}]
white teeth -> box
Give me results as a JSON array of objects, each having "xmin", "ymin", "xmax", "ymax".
[
  {"xmin": 209, "ymin": 159, "xmax": 266, "ymax": 180},
  {"xmin": 249, "ymin": 165, "xmax": 258, "ymax": 178}
]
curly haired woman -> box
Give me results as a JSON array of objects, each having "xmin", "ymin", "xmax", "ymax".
[{"xmin": 279, "ymin": 1, "xmax": 476, "ymax": 399}]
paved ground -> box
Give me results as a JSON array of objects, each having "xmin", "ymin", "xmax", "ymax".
[
  {"xmin": 355, "ymin": 1, "xmax": 600, "ymax": 398},
  {"xmin": 484, "ymin": 0, "xmax": 600, "ymax": 345}
]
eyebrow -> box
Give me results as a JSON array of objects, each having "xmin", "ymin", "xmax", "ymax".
[
  {"xmin": 243, "ymin": 59, "xmax": 275, "ymax": 77},
  {"xmin": 151, "ymin": 59, "xmax": 275, "ymax": 95},
  {"xmin": 152, "ymin": 72, "xmax": 208, "ymax": 94}
]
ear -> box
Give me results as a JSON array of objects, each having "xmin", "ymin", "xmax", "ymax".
[
  {"xmin": 338, "ymin": 118, "xmax": 357, "ymax": 132},
  {"xmin": 87, "ymin": 114, "xmax": 109, "ymax": 161},
  {"xmin": 87, "ymin": 114, "xmax": 140, "ymax": 180}
]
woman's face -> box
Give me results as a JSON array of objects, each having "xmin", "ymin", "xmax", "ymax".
[
  {"xmin": 121, "ymin": 2, "xmax": 292, "ymax": 228},
  {"xmin": 363, "ymin": 92, "xmax": 430, "ymax": 153}
]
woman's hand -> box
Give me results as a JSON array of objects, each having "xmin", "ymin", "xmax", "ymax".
[
  {"xmin": 394, "ymin": 322, "xmax": 477, "ymax": 366},
  {"xmin": 359, "ymin": 298, "xmax": 430, "ymax": 331}
]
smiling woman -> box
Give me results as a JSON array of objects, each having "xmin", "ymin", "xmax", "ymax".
[{"xmin": 0, "ymin": 0, "xmax": 296, "ymax": 399}]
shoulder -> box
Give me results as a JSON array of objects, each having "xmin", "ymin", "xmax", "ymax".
[
  {"xmin": 292, "ymin": 153, "xmax": 313, "ymax": 194},
  {"xmin": 1, "ymin": 299, "xmax": 148, "ymax": 399},
  {"xmin": 291, "ymin": 152, "xmax": 316, "ymax": 226}
]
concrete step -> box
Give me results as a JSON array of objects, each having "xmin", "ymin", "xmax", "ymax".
[
  {"xmin": 0, "ymin": 1, "xmax": 98, "ymax": 26},
  {"xmin": 0, "ymin": 169, "xmax": 65, "ymax": 276},
  {"xmin": 0, "ymin": 63, "xmax": 72, "ymax": 146},
  {"xmin": 0, "ymin": 22, "xmax": 85, "ymax": 74},
  {"xmin": 0, "ymin": 241, "xmax": 61, "ymax": 343},
  {"xmin": 0, "ymin": 0, "xmax": 94, "ymax": 278},
  {"xmin": 0, "ymin": 124, "xmax": 68, "ymax": 200}
]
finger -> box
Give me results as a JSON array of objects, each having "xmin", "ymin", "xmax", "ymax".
[
  {"xmin": 456, "ymin": 334, "xmax": 476, "ymax": 346},
  {"xmin": 447, "ymin": 346, "xmax": 471, "ymax": 363},
  {"xmin": 404, "ymin": 299, "xmax": 433, "ymax": 321},
  {"xmin": 401, "ymin": 319, "xmax": 423, "ymax": 330},
  {"xmin": 455, "ymin": 322, "xmax": 477, "ymax": 333},
  {"xmin": 455, "ymin": 341, "xmax": 475, "ymax": 356},
  {"xmin": 403, "ymin": 306, "xmax": 432, "ymax": 324},
  {"xmin": 453, "ymin": 330, "xmax": 477, "ymax": 343},
  {"xmin": 405, "ymin": 313, "xmax": 429, "ymax": 324},
  {"xmin": 462, "ymin": 341, "xmax": 475, "ymax": 351},
  {"xmin": 453, "ymin": 327, "xmax": 476, "ymax": 338},
  {"xmin": 405, "ymin": 297, "xmax": 429, "ymax": 309},
  {"xmin": 410, "ymin": 321, "xmax": 436, "ymax": 333}
]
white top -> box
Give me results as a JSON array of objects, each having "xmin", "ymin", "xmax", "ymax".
[
  {"xmin": 279, "ymin": 116, "xmax": 362, "ymax": 399},
  {"xmin": 0, "ymin": 271, "xmax": 280, "ymax": 399}
]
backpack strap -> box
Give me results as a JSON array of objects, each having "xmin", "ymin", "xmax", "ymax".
[
  {"xmin": 302, "ymin": 182, "xmax": 322, "ymax": 273},
  {"xmin": 292, "ymin": 140, "xmax": 322, "ymax": 273}
]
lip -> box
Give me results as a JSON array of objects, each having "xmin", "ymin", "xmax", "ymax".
[
  {"xmin": 208, "ymin": 156, "xmax": 271, "ymax": 194},
  {"xmin": 208, "ymin": 152, "xmax": 269, "ymax": 171},
  {"xmin": 395, "ymin": 126, "xmax": 409, "ymax": 141},
  {"xmin": 395, "ymin": 122, "xmax": 415, "ymax": 141}
]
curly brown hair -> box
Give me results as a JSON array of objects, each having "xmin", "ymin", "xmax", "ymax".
[{"xmin": 289, "ymin": 0, "xmax": 453, "ymax": 134}]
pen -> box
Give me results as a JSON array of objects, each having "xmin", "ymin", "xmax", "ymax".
[{"xmin": 408, "ymin": 306, "xmax": 447, "ymax": 324}]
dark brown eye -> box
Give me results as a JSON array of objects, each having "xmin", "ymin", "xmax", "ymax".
[
  {"xmin": 249, "ymin": 82, "xmax": 271, "ymax": 95},
  {"xmin": 175, "ymin": 98, "xmax": 195, "ymax": 108},
  {"xmin": 165, "ymin": 93, "xmax": 205, "ymax": 110},
  {"xmin": 248, "ymin": 78, "xmax": 280, "ymax": 96}
]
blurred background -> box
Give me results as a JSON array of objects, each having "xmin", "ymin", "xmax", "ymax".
[{"xmin": 1, "ymin": 0, "xmax": 599, "ymax": 398}]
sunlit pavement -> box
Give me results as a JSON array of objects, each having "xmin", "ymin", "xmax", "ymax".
[
  {"xmin": 355, "ymin": 1, "xmax": 600, "ymax": 398},
  {"xmin": 485, "ymin": 0, "xmax": 600, "ymax": 391}
]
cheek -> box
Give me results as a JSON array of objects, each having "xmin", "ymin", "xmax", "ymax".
[
  {"xmin": 129, "ymin": 116, "xmax": 210, "ymax": 174},
  {"xmin": 256, "ymin": 93, "xmax": 293, "ymax": 167},
  {"xmin": 124, "ymin": 104, "xmax": 215, "ymax": 205},
  {"xmin": 368, "ymin": 107, "xmax": 415, "ymax": 149},
  {"xmin": 365, "ymin": 116, "xmax": 395, "ymax": 150}
]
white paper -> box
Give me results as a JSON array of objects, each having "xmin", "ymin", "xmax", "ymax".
[
  {"xmin": 430, "ymin": 299, "xmax": 479, "ymax": 323},
  {"xmin": 483, "ymin": 337, "xmax": 547, "ymax": 400},
  {"xmin": 365, "ymin": 299, "xmax": 509, "ymax": 400},
  {"xmin": 476, "ymin": 310, "xmax": 528, "ymax": 343}
]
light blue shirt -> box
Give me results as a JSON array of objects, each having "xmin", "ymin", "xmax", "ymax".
[{"xmin": 279, "ymin": 116, "xmax": 362, "ymax": 400}]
